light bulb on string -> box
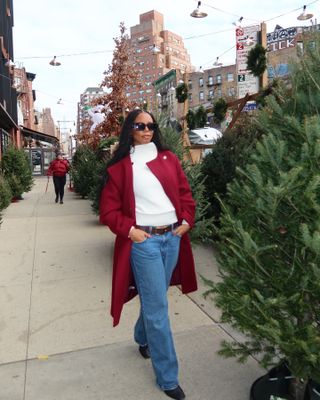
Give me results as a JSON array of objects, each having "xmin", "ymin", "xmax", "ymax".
[
  {"xmin": 297, "ymin": 5, "xmax": 313, "ymax": 20},
  {"xmin": 213, "ymin": 57, "xmax": 223, "ymax": 67},
  {"xmin": 190, "ymin": 1, "xmax": 207, "ymax": 18},
  {"xmin": 49, "ymin": 56, "xmax": 61, "ymax": 66},
  {"xmin": 232, "ymin": 16, "xmax": 243, "ymax": 27}
]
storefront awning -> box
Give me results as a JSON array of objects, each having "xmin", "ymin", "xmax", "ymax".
[
  {"xmin": 0, "ymin": 103, "xmax": 19, "ymax": 131},
  {"xmin": 20, "ymin": 126, "xmax": 59, "ymax": 145}
]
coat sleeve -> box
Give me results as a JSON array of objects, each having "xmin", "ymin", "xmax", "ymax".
[
  {"xmin": 99, "ymin": 170, "xmax": 135, "ymax": 238},
  {"xmin": 174, "ymin": 156, "xmax": 196, "ymax": 227}
]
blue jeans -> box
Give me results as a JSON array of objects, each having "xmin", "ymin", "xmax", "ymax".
[{"xmin": 130, "ymin": 231, "xmax": 181, "ymax": 390}]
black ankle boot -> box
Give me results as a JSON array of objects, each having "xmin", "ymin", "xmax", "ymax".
[
  {"xmin": 138, "ymin": 345, "xmax": 150, "ymax": 359},
  {"xmin": 164, "ymin": 385, "xmax": 185, "ymax": 400}
]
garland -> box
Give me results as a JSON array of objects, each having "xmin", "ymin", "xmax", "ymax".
[
  {"xmin": 175, "ymin": 83, "xmax": 188, "ymax": 103},
  {"xmin": 246, "ymin": 44, "xmax": 267, "ymax": 77}
]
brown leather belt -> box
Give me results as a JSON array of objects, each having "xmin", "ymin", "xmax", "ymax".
[{"xmin": 136, "ymin": 222, "xmax": 179, "ymax": 235}]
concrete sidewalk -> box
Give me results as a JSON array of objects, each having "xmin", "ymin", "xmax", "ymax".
[{"xmin": 0, "ymin": 177, "xmax": 262, "ymax": 400}]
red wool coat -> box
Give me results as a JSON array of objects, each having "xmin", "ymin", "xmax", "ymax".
[
  {"xmin": 100, "ymin": 149, "xmax": 198, "ymax": 327},
  {"xmin": 47, "ymin": 159, "xmax": 70, "ymax": 177}
]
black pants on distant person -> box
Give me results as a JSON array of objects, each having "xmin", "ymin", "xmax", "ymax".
[{"xmin": 53, "ymin": 175, "xmax": 66, "ymax": 201}]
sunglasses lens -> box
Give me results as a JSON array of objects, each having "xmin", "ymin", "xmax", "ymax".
[
  {"xmin": 132, "ymin": 123, "xmax": 157, "ymax": 131},
  {"xmin": 147, "ymin": 123, "xmax": 157, "ymax": 130}
]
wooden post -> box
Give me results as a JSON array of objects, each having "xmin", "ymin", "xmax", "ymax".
[
  {"xmin": 181, "ymin": 71, "xmax": 194, "ymax": 163},
  {"xmin": 260, "ymin": 22, "xmax": 268, "ymax": 90}
]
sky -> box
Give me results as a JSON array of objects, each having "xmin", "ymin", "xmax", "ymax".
[{"xmin": 12, "ymin": 0, "xmax": 320, "ymax": 132}]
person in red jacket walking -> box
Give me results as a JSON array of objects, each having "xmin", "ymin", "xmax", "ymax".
[
  {"xmin": 47, "ymin": 151, "xmax": 70, "ymax": 204},
  {"xmin": 100, "ymin": 110, "xmax": 197, "ymax": 400}
]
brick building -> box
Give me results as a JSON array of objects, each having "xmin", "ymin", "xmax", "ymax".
[
  {"xmin": 186, "ymin": 22, "xmax": 320, "ymax": 119},
  {"xmin": 187, "ymin": 64, "xmax": 237, "ymax": 111},
  {"xmin": 267, "ymin": 23, "xmax": 320, "ymax": 79},
  {"xmin": 0, "ymin": 0, "xmax": 18, "ymax": 159},
  {"xmin": 14, "ymin": 67, "xmax": 36, "ymax": 130},
  {"xmin": 127, "ymin": 10, "xmax": 192, "ymax": 111},
  {"xmin": 34, "ymin": 108, "xmax": 57, "ymax": 139}
]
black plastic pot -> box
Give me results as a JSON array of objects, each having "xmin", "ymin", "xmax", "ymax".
[
  {"xmin": 250, "ymin": 363, "xmax": 293, "ymax": 400},
  {"xmin": 305, "ymin": 380, "xmax": 320, "ymax": 400}
]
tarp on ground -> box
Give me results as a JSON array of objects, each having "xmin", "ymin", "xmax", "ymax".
[{"xmin": 188, "ymin": 127, "xmax": 222, "ymax": 145}]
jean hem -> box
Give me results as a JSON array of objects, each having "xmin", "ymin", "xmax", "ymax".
[{"xmin": 158, "ymin": 382, "xmax": 179, "ymax": 391}]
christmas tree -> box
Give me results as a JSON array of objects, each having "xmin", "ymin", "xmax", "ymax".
[
  {"xmin": 205, "ymin": 39, "xmax": 320, "ymax": 399},
  {"xmin": 1, "ymin": 146, "xmax": 33, "ymax": 198},
  {"xmin": 89, "ymin": 22, "xmax": 141, "ymax": 141}
]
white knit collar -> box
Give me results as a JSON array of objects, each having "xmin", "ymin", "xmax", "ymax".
[
  {"xmin": 130, "ymin": 142, "xmax": 157, "ymax": 160},
  {"xmin": 131, "ymin": 141, "xmax": 156, "ymax": 153}
]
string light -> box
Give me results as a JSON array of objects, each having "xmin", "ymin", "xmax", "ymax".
[
  {"xmin": 200, "ymin": 44, "xmax": 235, "ymax": 69},
  {"xmin": 184, "ymin": 27, "xmax": 234, "ymax": 40},
  {"xmin": 16, "ymin": 49, "xmax": 113, "ymax": 61},
  {"xmin": 264, "ymin": 0, "xmax": 318, "ymax": 22},
  {"xmin": 199, "ymin": 1, "xmax": 259, "ymax": 22},
  {"xmin": 198, "ymin": 0, "xmax": 319, "ymax": 22},
  {"xmin": 49, "ymin": 56, "xmax": 61, "ymax": 66},
  {"xmin": 190, "ymin": 1, "xmax": 208, "ymax": 18},
  {"xmin": 188, "ymin": 0, "xmax": 320, "ymax": 40}
]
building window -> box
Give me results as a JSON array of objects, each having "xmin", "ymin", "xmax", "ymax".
[
  {"xmin": 188, "ymin": 93, "xmax": 192, "ymax": 102},
  {"xmin": 188, "ymin": 80, "xmax": 192, "ymax": 89},
  {"xmin": 199, "ymin": 77, "xmax": 204, "ymax": 87},
  {"xmin": 227, "ymin": 73, "xmax": 234, "ymax": 82},
  {"xmin": 216, "ymin": 74, "xmax": 222, "ymax": 84},
  {"xmin": 208, "ymin": 76, "xmax": 214, "ymax": 85},
  {"xmin": 228, "ymin": 87, "xmax": 236, "ymax": 97},
  {"xmin": 208, "ymin": 89, "xmax": 214, "ymax": 99},
  {"xmin": 199, "ymin": 91, "xmax": 204, "ymax": 101},
  {"xmin": 217, "ymin": 88, "xmax": 222, "ymax": 97}
]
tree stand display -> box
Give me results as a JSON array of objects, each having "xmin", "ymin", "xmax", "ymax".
[
  {"xmin": 250, "ymin": 363, "xmax": 292, "ymax": 400},
  {"xmin": 250, "ymin": 363, "xmax": 320, "ymax": 400}
]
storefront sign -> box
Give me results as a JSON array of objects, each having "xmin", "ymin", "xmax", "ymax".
[
  {"xmin": 266, "ymin": 26, "xmax": 298, "ymax": 52},
  {"xmin": 236, "ymin": 25, "xmax": 260, "ymax": 98}
]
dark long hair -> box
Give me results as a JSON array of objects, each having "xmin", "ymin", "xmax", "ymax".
[
  {"xmin": 98, "ymin": 109, "xmax": 168, "ymax": 202},
  {"xmin": 106, "ymin": 109, "xmax": 168, "ymax": 169}
]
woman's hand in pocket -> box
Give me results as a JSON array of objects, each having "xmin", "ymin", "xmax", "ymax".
[
  {"xmin": 129, "ymin": 228, "xmax": 151, "ymax": 243},
  {"xmin": 173, "ymin": 224, "xmax": 190, "ymax": 237}
]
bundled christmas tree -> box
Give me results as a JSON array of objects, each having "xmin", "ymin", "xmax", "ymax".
[
  {"xmin": 1, "ymin": 146, "xmax": 33, "ymax": 199},
  {"xmin": 159, "ymin": 115, "xmax": 214, "ymax": 243},
  {"xmin": 70, "ymin": 146, "xmax": 100, "ymax": 198},
  {"xmin": 204, "ymin": 39, "xmax": 320, "ymax": 399}
]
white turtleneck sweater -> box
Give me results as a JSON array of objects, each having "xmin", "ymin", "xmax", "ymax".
[{"xmin": 130, "ymin": 142, "xmax": 178, "ymax": 226}]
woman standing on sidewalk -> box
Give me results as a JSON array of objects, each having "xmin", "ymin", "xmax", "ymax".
[
  {"xmin": 47, "ymin": 152, "xmax": 70, "ymax": 204},
  {"xmin": 100, "ymin": 109, "xmax": 197, "ymax": 400}
]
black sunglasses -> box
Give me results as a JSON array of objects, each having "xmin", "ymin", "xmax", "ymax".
[{"xmin": 132, "ymin": 122, "xmax": 158, "ymax": 131}]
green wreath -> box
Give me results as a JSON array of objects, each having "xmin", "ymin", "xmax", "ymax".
[
  {"xmin": 246, "ymin": 44, "xmax": 267, "ymax": 77},
  {"xmin": 175, "ymin": 83, "xmax": 188, "ymax": 103},
  {"xmin": 213, "ymin": 98, "xmax": 228, "ymax": 124}
]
